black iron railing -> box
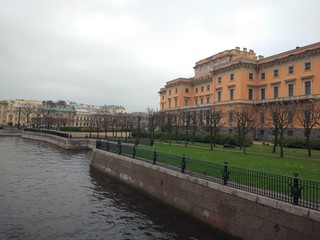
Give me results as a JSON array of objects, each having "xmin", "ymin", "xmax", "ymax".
[{"xmin": 96, "ymin": 140, "xmax": 320, "ymax": 211}]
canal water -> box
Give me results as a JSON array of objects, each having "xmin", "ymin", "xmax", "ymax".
[{"xmin": 0, "ymin": 137, "xmax": 237, "ymax": 240}]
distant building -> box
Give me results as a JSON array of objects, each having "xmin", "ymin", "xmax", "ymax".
[
  {"xmin": 0, "ymin": 99, "xmax": 126, "ymax": 129},
  {"xmin": 159, "ymin": 42, "xmax": 320, "ymax": 140}
]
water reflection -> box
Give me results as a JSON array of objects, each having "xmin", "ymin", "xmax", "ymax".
[{"xmin": 0, "ymin": 137, "xmax": 238, "ymax": 240}]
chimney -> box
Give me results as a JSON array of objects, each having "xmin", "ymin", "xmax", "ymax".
[
  {"xmin": 243, "ymin": 47, "xmax": 247, "ymax": 52},
  {"xmin": 258, "ymin": 55, "xmax": 264, "ymax": 59},
  {"xmin": 235, "ymin": 47, "xmax": 240, "ymax": 51}
]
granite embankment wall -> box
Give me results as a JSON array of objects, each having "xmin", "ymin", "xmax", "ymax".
[
  {"xmin": 91, "ymin": 148, "xmax": 320, "ymax": 240},
  {"xmin": 0, "ymin": 129, "xmax": 22, "ymax": 136},
  {"xmin": 21, "ymin": 131, "xmax": 96, "ymax": 150}
]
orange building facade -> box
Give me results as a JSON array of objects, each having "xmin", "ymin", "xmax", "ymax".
[{"xmin": 159, "ymin": 42, "xmax": 320, "ymax": 140}]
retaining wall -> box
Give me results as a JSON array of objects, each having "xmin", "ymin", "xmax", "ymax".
[
  {"xmin": 90, "ymin": 149, "xmax": 320, "ymax": 240},
  {"xmin": 22, "ymin": 131, "xmax": 96, "ymax": 150},
  {"xmin": 0, "ymin": 129, "xmax": 22, "ymax": 136}
]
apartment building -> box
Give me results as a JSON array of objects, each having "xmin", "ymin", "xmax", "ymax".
[{"xmin": 159, "ymin": 42, "xmax": 320, "ymax": 140}]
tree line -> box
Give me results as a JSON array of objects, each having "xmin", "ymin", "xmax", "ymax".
[{"xmin": 27, "ymin": 101, "xmax": 320, "ymax": 157}]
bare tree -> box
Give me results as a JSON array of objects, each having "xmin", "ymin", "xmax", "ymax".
[
  {"xmin": 231, "ymin": 106, "xmax": 255, "ymax": 154},
  {"xmin": 93, "ymin": 112, "xmax": 104, "ymax": 139},
  {"xmin": 158, "ymin": 111, "xmax": 167, "ymax": 142},
  {"xmin": 295, "ymin": 101, "xmax": 320, "ymax": 157},
  {"xmin": 165, "ymin": 113, "xmax": 174, "ymax": 145},
  {"xmin": 181, "ymin": 110, "xmax": 191, "ymax": 147},
  {"xmin": 266, "ymin": 103, "xmax": 296, "ymax": 158},
  {"xmin": 147, "ymin": 108, "xmax": 158, "ymax": 143},
  {"xmin": 207, "ymin": 107, "xmax": 224, "ymax": 150},
  {"xmin": 190, "ymin": 111, "xmax": 198, "ymax": 145},
  {"xmin": 172, "ymin": 111, "xmax": 180, "ymax": 143},
  {"xmin": 21, "ymin": 105, "xmax": 35, "ymax": 127}
]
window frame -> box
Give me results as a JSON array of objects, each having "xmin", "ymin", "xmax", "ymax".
[
  {"xmin": 288, "ymin": 66, "xmax": 294, "ymax": 74},
  {"xmin": 273, "ymin": 85, "xmax": 279, "ymax": 99},
  {"xmin": 248, "ymin": 88, "xmax": 253, "ymax": 100},
  {"xmin": 305, "ymin": 62, "xmax": 311, "ymax": 71},
  {"xmin": 288, "ymin": 83, "xmax": 294, "ymax": 97},
  {"xmin": 230, "ymin": 88, "xmax": 234, "ymax": 101}
]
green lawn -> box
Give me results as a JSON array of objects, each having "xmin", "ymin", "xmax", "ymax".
[{"xmin": 142, "ymin": 141, "xmax": 320, "ymax": 182}]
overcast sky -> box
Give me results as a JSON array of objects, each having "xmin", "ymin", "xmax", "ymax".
[{"xmin": 0, "ymin": 0, "xmax": 319, "ymax": 112}]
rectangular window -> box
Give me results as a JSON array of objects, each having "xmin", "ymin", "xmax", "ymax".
[
  {"xmin": 260, "ymin": 112, "xmax": 265, "ymax": 124},
  {"xmin": 168, "ymin": 99, "xmax": 171, "ymax": 108},
  {"xmin": 273, "ymin": 69, "xmax": 279, "ymax": 77},
  {"xmin": 248, "ymin": 88, "xmax": 253, "ymax": 100},
  {"xmin": 201, "ymin": 86, "xmax": 204, "ymax": 92},
  {"xmin": 218, "ymin": 77, "xmax": 222, "ymax": 84},
  {"xmin": 184, "ymin": 98, "xmax": 189, "ymax": 106},
  {"xmin": 288, "ymin": 66, "xmax": 294, "ymax": 74},
  {"xmin": 260, "ymin": 88, "xmax": 266, "ymax": 100},
  {"xmin": 288, "ymin": 84, "xmax": 294, "ymax": 97},
  {"xmin": 305, "ymin": 62, "xmax": 311, "ymax": 71},
  {"xmin": 228, "ymin": 111, "xmax": 233, "ymax": 124},
  {"xmin": 305, "ymin": 81, "xmax": 311, "ymax": 95},
  {"xmin": 185, "ymin": 88, "xmax": 189, "ymax": 93},
  {"xmin": 195, "ymin": 98, "xmax": 198, "ymax": 105},
  {"xmin": 200, "ymin": 98, "xmax": 204, "ymax": 104},
  {"xmin": 230, "ymin": 88, "xmax": 234, "ymax": 100},
  {"xmin": 174, "ymin": 98, "xmax": 177, "ymax": 107},
  {"xmin": 175, "ymin": 88, "xmax": 178, "ymax": 94},
  {"xmin": 195, "ymin": 88, "xmax": 198, "ymax": 93},
  {"xmin": 230, "ymin": 73, "xmax": 234, "ymax": 80},
  {"xmin": 207, "ymin": 85, "xmax": 210, "ymax": 91},
  {"xmin": 206, "ymin": 96, "xmax": 210, "ymax": 104},
  {"xmin": 217, "ymin": 91, "xmax": 221, "ymax": 102},
  {"xmin": 169, "ymin": 90, "xmax": 171, "ymax": 95},
  {"xmin": 288, "ymin": 110, "xmax": 294, "ymax": 125},
  {"xmin": 273, "ymin": 86, "xmax": 279, "ymax": 98},
  {"xmin": 249, "ymin": 73, "xmax": 253, "ymax": 80},
  {"xmin": 261, "ymin": 72, "xmax": 265, "ymax": 80}
]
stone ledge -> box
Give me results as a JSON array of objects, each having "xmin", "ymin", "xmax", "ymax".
[
  {"xmin": 309, "ymin": 209, "xmax": 320, "ymax": 222},
  {"xmin": 277, "ymin": 201, "xmax": 309, "ymax": 218}
]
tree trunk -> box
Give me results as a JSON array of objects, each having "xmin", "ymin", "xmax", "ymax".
[
  {"xmin": 273, "ymin": 133, "xmax": 278, "ymax": 153},
  {"xmin": 280, "ymin": 133, "xmax": 284, "ymax": 158},
  {"xmin": 306, "ymin": 132, "xmax": 311, "ymax": 157},
  {"xmin": 210, "ymin": 126, "xmax": 213, "ymax": 151}
]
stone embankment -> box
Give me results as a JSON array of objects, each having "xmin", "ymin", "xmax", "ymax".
[
  {"xmin": 0, "ymin": 129, "xmax": 22, "ymax": 136},
  {"xmin": 21, "ymin": 131, "xmax": 96, "ymax": 149},
  {"xmin": 91, "ymin": 148, "xmax": 320, "ymax": 240}
]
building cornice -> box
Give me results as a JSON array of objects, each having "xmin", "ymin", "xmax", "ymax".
[
  {"xmin": 212, "ymin": 62, "xmax": 257, "ymax": 75},
  {"xmin": 193, "ymin": 76, "xmax": 212, "ymax": 85},
  {"xmin": 259, "ymin": 48, "xmax": 320, "ymax": 70}
]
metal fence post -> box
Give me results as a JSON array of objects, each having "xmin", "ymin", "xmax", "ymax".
[
  {"xmin": 133, "ymin": 146, "xmax": 136, "ymax": 158},
  {"xmin": 153, "ymin": 149, "xmax": 157, "ymax": 164},
  {"xmin": 118, "ymin": 142, "xmax": 122, "ymax": 155},
  {"xmin": 290, "ymin": 173, "xmax": 303, "ymax": 205},
  {"xmin": 222, "ymin": 162, "xmax": 230, "ymax": 185},
  {"xmin": 106, "ymin": 141, "xmax": 109, "ymax": 151},
  {"xmin": 96, "ymin": 140, "xmax": 101, "ymax": 149},
  {"xmin": 181, "ymin": 154, "xmax": 187, "ymax": 173}
]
